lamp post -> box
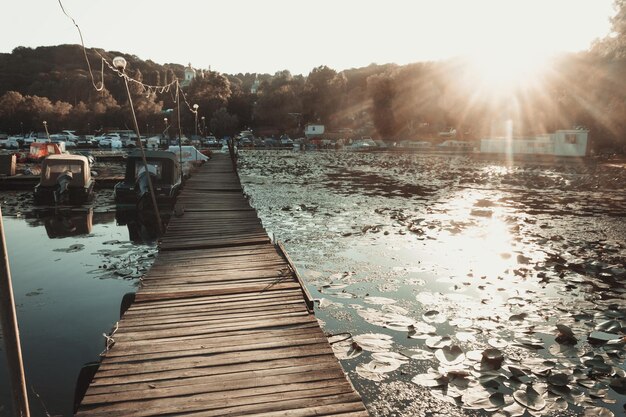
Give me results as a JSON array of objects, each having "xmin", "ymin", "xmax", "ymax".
[
  {"xmin": 113, "ymin": 56, "xmax": 162, "ymax": 233},
  {"xmin": 164, "ymin": 117, "xmax": 168, "ymax": 146},
  {"xmin": 43, "ymin": 120, "xmax": 50, "ymax": 140},
  {"xmin": 193, "ymin": 104, "xmax": 199, "ymax": 138},
  {"xmin": 201, "ymin": 116, "xmax": 206, "ymax": 137}
]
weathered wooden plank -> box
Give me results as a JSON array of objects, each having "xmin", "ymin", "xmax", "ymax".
[
  {"xmin": 86, "ymin": 360, "xmax": 341, "ymax": 396},
  {"xmin": 135, "ymin": 281, "xmax": 302, "ymax": 301},
  {"xmin": 82, "ymin": 368, "xmax": 346, "ymax": 405},
  {"xmin": 104, "ymin": 326, "xmax": 324, "ymax": 357},
  {"xmin": 119, "ymin": 302, "xmax": 306, "ymax": 327},
  {"xmin": 104, "ymin": 322, "xmax": 321, "ymax": 349},
  {"xmin": 112, "ymin": 314, "xmax": 319, "ymax": 341},
  {"xmin": 96, "ymin": 343, "xmax": 334, "ymax": 376},
  {"xmin": 90, "ymin": 354, "xmax": 338, "ymax": 387},
  {"xmin": 76, "ymin": 380, "xmax": 354, "ymax": 417}
]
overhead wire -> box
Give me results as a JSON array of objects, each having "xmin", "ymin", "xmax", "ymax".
[{"xmin": 57, "ymin": 0, "xmax": 196, "ymax": 111}]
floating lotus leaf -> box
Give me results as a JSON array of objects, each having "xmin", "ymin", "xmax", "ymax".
[
  {"xmin": 506, "ymin": 365, "xmax": 528, "ymax": 378},
  {"xmin": 353, "ymin": 333, "xmax": 394, "ymax": 352},
  {"xmin": 482, "ymin": 348, "xmax": 504, "ymax": 363},
  {"xmin": 466, "ymin": 350, "xmax": 484, "ymax": 362},
  {"xmin": 456, "ymin": 331, "xmax": 477, "ymax": 343},
  {"xmin": 502, "ymin": 400, "xmax": 526, "ymax": 417},
  {"xmin": 55, "ymin": 243, "xmax": 85, "ymax": 253},
  {"xmin": 583, "ymin": 407, "xmax": 614, "ymax": 417},
  {"xmin": 363, "ymin": 359, "xmax": 402, "ymax": 373},
  {"xmin": 595, "ymin": 320, "xmax": 622, "ymax": 333},
  {"xmin": 609, "ymin": 376, "xmax": 626, "ymax": 395},
  {"xmin": 548, "ymin": 343, "xmax": 579, "ymax": 358},
  {"xmin": 371, "ymin": 351, "xmax": 409, "ymax": 364},
  {"xmin": 403, "ymin": 348, "xmax": 434, "ymax": 360},
  {"xmin": 383, "ymin": 304, "xmax": 409, "ymax": 315},
  {"xmin": 435, "ymin": 345, "xmax": 465, "ymax": 365},
  {"xmin": 355, "ymin": 363, "xmax": 387, "ymax": 381},
  {"xmin": 407, "ymin": 322, "xmax": 437, "ymax": 339},
  {"xmin": 513, "ymin": 386, "xmax": 546, "ymax": 411},
  {"xmin": 449, "ymin": 318, "xmax": 473, "ymax": 328},
  {"xmin": 488, "ymin": 338, "xmax": 509, "ymax": 348},
  {"xmin": 521, "ymin": 358, "xmax": 555, "ymax": 376},
  {"xmin": 331, "ymin": 340, "xmax": 362, "ymax": 360},
  {"xmin": 423, "ymin": 310, "xmax": 447, "ymax": 323},
  {"xmin": 547, "ymin": 373, "xmax": 570, "ymax": 386},
  {"xmin": 383, "ymin": 313, "xmax": 417, "ymax": 332},
  {"xmin": 411, "ymin": 372, "xmax": 448, "ymax": 388},
  {"xmin": 426, "ymin": 335, "xmax": 453, "ymax": 349},
  {"xmin": 583, "ymin": 355, "xmax": 612, "ymax": 375},
  {"xmin": 462, "ymin": 390, "xmax": 506, "ymax": 411},
  {"xmin": 589, "ymin": 331, "xmax": 623, "ymax": 344},
  {"xmin": 516, "ymin": 337, "xmax": 544, "ymax": 350},
  {"xmin": 543, "ymin": 397, "xmax": 568, "ymax": 412},
  {"xmin": 316, "ymin": 298, "xmax": 341, "ymax": 309},
  {"xmin": 509, "ymin": 313, "xmax": 528, "ymax": 321},
  {"xmin": 364, "ymin": 296, "xmax": 397, "ymax": 305}
]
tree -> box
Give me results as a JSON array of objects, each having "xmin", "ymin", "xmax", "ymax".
[
  {"xmin": 301, "ymin": 66, "xmax": 346, "ymax": 127},
  {"xmin": 209, "ymin": 107, "xmax": 239, "ymax": 138}
]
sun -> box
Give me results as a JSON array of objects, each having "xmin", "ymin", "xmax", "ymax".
[{"xmin": 463, "ymin": 49, "xmax": 552, "ymax": 93}]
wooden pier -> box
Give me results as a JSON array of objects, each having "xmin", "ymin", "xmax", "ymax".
[{"xmin": 75, "ymin": 153, "xmax": 368, "ymax": 416}]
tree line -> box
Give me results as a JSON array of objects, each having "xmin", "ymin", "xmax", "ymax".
[{"xmin": 0, "ymin": 2, "xmax": 625, "ymax": 151}]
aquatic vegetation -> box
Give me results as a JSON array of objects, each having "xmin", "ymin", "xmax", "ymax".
[{"xmin": 240, "ymin": 150, "xmax": 626, "ymax": 416}]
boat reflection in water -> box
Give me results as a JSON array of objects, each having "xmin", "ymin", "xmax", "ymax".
[
  {"xmin": 43, "ymin": 208, "xmax": 93, "ymax": 238},
  {"xmin": 115, "ymin": 207, "xmax": 170, "ymax": 244},
  {"xmin": 27, "ymin": 208, "xmax": 116, "ymax": 239}
]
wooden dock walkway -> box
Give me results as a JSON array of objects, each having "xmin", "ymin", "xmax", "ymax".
[{"xmin": 75, "ymin": 153, "xmax": 368, "ymax": 416}]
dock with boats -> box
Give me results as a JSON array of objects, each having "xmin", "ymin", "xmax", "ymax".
[{"xmin": 74, "ymin": 153, "xmax": 368, "ymax": 416}]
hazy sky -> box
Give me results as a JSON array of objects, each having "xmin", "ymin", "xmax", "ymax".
[{"xmin": 0, "ymin": 0, "xmax": 616, "ymax": 75}]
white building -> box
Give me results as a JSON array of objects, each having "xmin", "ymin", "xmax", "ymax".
[
  {"xmin": 304, "ymin": 124, "xmax": 325, "ymax": 139},
  {"xmin": 181, "ymin": 63, "xmax": 197, "ymax": 87},
  {"xmin": 480, "ymin": 130, "xmax": 589, "ymax": 157}
]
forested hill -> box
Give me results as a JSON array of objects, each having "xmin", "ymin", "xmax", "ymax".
[
  {"xmin": 0, "ymin": 45, "xmax": 186, "ymax": 102},
  {"xmin": 0, "ymin": 39, "xmax": 625, "ymax": 151}
]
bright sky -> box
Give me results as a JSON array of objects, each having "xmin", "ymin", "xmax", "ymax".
[{"xmin": 0, "ymin": 0, "xmax": 616, "ymax": 75}]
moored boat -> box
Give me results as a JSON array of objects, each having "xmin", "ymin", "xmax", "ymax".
[
  {"xmin": 114, "ymin": 150, "xmax": 182, "ymax": 207},
  {"xmin": 34, "ymin": 154, "xmax": 95, "ymax": 204}
]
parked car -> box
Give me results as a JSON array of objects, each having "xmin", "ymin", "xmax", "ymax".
[
  {"xmin": 202, "ymin": 136, "xmax": 219, "ymax": 147},
  {"xmin": 96, "ymin": 133, "xmax": 123, "ymax": 148}
]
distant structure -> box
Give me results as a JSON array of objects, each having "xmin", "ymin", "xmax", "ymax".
[
  {"xmin": 304, "ymin": 124, "xmax": 325, "ymax": 139},
  {"xmin": 181, "ymin": 63, "xmax": 197, "ymax": 87},
  {"xmin": 250, "ymin": 76, "xmax": 260, "ymax": 94},
  {"xmin": 480, "ymin": 129, "xmax": 589, "ymax": 157}
]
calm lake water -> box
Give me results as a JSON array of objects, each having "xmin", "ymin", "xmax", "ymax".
[
  {"xmin": 1, "ymin": 151, "xmax": 625, "ymax": 416},
  {"xmin": 0, "ymin": 193, "xmax": 157, "ymax": 416},
  {"xmin": 238, "ymin": 150, "xmax": 626, "ymax": 417}
]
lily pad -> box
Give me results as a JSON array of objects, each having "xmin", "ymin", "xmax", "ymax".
[
  {"xmin": 353, "ymin": 333, "xmax": 393, "ymax": 352},
  {"xmin": 513, "ymin": 386, "xmax": 546, "ymax": 411},
  {"xmin": 426, "ymin": 335, "xmax": 453, "ymax": 349},
  {"xmin": 412, "ymin": 371, "xmax": 448, "ymax": 388},
  {"xmin": 423, "ymin": 310, "xmax": 447, "ymax": 323},
  {"xmin": 435, "ymin": 345, "xmax": 465, "ymax": 365}
]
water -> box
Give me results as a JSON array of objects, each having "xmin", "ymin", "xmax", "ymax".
[
  {"xmin": 0, "ymin": 194, "xmax": 157, "ymax": 416},
  {"xmin": 0, "ymin": 152, "xmax": 624, "ymax": 416},
  {"xmin": 238, "ymin": 150, "xmax": 626, "ymax": 417}
]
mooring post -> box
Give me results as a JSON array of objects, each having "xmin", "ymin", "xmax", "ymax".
[{"xmin": 0, "ymin": 207, "xmax": 31, "ymax": 416}]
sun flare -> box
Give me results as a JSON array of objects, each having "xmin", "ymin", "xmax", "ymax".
[{"xmin": 464, "ymin": 50, "xmax": 551, "ymax": 92}]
